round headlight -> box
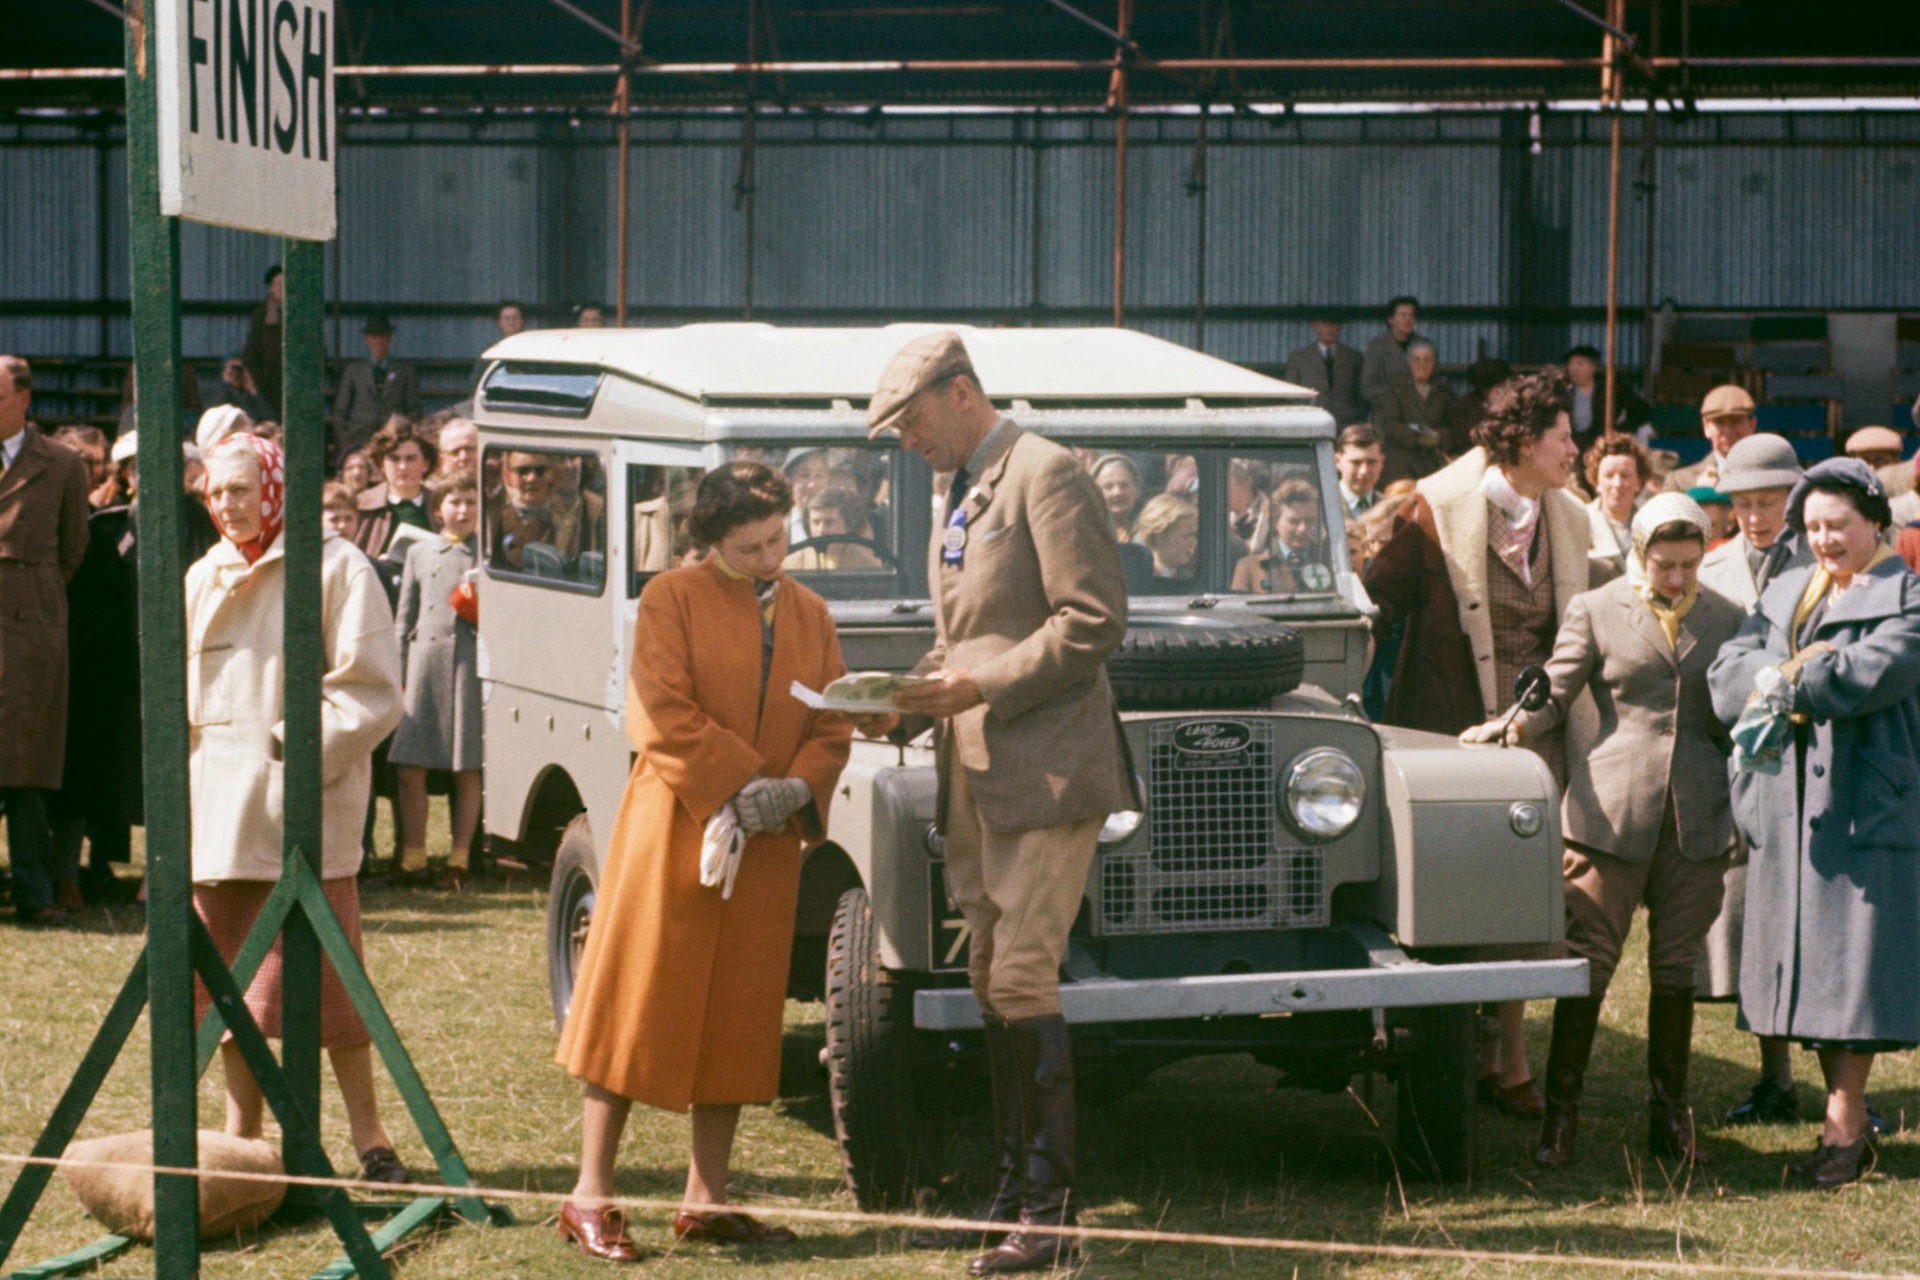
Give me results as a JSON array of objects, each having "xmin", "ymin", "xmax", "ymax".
[
  {"xmin": 1097, "ymin": 809, "xmax": 1145, "ymax": 850},
  {"xmin": 1282, "ymin": 748, "xmax": 1365, "ymax": 841}
]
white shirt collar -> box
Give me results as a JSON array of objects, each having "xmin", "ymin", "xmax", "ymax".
[{"xmin": 0, "ymin": 428, "xmax": 24, "ymax": 467}]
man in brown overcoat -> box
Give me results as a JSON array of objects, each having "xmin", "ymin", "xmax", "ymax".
[
  {"xmin": 0, "ymin": 356, "xmax": 91, "ymax": 924},
  {"xmin": 871, "ymin": 331, "xmax": 1136, "ymax": 1276}
]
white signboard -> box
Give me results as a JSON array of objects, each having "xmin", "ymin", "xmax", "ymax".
[{"xmin": 154, "ymin": 0, "xmax": 337, "ymax": 241}]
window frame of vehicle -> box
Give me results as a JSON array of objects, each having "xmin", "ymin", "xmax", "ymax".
[{"xmin": 481, "ymin": 443, "xmax": 611, "ymax": 597}]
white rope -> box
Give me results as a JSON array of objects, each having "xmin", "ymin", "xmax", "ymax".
[{"xmin": 2, "ymin": 1150, "xmax": 1914, "ymax": 1279}]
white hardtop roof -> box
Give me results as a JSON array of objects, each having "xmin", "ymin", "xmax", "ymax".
[{"xmin": 484, "ymin": 322, "xmax": 1311, "ymax": 405}]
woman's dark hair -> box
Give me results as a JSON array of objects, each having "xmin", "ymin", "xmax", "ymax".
[
  {"xmin": 1798, "ymin": 479, "xmax": 1892, "ymax": 532},
  {"xmin": 688, "ymin": 461, "xmax": 793, "ymax": 547},
  {"xmin": 366, "ymin": 415, "xmax": 440, "ymax": 472},
  {"xmin": 1472, "ymin": 366, "xmax": 1573, "ymax": 467},
  {"xmin": 1645, "ymin": 519, "xmax": 1706, "ymax": 549},
  {"xmin": 1584, "ymin": 432, "xmax": 1651, "ymax": 489}
]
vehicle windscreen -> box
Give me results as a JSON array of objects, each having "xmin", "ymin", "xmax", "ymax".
[{"xmin": 709, "ymin": 440, "xmax": 1344, "ymax": 604}]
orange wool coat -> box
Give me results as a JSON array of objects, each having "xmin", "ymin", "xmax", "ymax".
[{"xmin": 555, "ymin": 558, "xmax": 852, "ymax": 1110}]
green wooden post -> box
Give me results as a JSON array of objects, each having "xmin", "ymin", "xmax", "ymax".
[
  {"xmin": 124, "ymin": 7, "xmax": 200, "ymax": 1278},
  {"xmin": 280, "ymin": 237, "xmax": 329, "ymax": 1212}
]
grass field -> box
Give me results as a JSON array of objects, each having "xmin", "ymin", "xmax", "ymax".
[{"xmin": 5, "ymin": 813, "xmax": 1920, "ymax": 1280}]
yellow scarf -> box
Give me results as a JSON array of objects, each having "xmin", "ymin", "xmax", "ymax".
[
  {"xmin": 1637, "ymin": 582, "xmax": 1697, "ymax": 651},
  {"xmin": 709, "ymin": 549, "xmax": 779, "ymax": 628},
  {"xmin": 1789, "ymin": 544, "xmax": 1894, "ymax": 655}
]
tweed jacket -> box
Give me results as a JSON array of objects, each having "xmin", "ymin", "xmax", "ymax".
[
  {"xmin": 1282, "ymin": 342, "xmax": 1366, "ymax": 427},
  {"xmin": 1360, "ymin": 330, "xmax": 1424, "ymax": 408},
  {"xmin": 330, "ymin": 359, "xmax": 422, "ymax": 454},
  {"xmin": 919, "ymin": 420, "xmax": 1138, "ymax": 833},
  {"xmin": 1664, "ymin": 449, "xmax": 1726, "ymax": 493},
  {"xmin": 0, "ymin": 425, "xmax": 91, "ymax": 788},
  {"xmin": 1513, "ymin": 575, "xmax": 1744, "ymax": 862},
  {"xmin": 1365, "ymin": 448, "xmax": 1595, "ymax": 733},
  {"xmin": 1369, "ymin": 380, "xmax": 1458, "ymax": 484}
]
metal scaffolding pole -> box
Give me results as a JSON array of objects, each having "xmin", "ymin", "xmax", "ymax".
[
  {"xmin": 1601, "ymin": 0, "xmax": 1626, "ymax": 435},
  {"xmin": 614, "ymin": 0, "xmax": 633, "ymax": 326},
  {"xmin": 1109, "ymin": 0, "xmax": 1132, "ymax": 328}
]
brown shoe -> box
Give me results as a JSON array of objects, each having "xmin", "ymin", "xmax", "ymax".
[
  {"xmin": 20, "ymin": 905, "xmax": 68, "ymax": 927},
  {"xmin": 56, "ymin": 880, "xmax": 86, "ymax": 914},
  {"xmin": 560, "ymin": 1202, "xmax": 646, "ymax": 1262},
  {"xmin": 1479, "ymin": 1076, "xmax": 1546, "ymax": 1119},
  {"xmin": 433, "ymin": 867, "xmax": 469, "ymax": 892},
  {"xmin": 671, "ymin": 1210, "xmax": 797, "ymax": 1244}
]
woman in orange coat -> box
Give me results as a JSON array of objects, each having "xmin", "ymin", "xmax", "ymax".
[{"xmin": 555, "ymin": 461, "xmax": 854, "ymax": 1261}]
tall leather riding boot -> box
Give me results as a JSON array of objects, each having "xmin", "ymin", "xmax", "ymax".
[
  {"xmin": 1534, "ymin": 996, "xmax": 1605, "ymax": 1168},
  {"xmin": 1646, "ymin": 986, "xmax": 1709, "ymax": 1164},
  {"xmin": 969, "ymin": 1015, "xmax": 1077, "ymax": 1277},
  {"xmin": 913, "ymin": 1012, "xmax": 1024, "ymax": 1250}
]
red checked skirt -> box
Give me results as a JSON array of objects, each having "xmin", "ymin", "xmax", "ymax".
[{"xmin": 192, "ymin": 878, "xmax": 371, "ymax": 1048}]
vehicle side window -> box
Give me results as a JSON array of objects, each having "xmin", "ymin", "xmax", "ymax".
[
  {"xmin": 1222, "ymin": 453, "xmax": 1340, "ymax": 595},
  {"xmin": 483, "ymin": 445, "xmax": 609, "ymax": 595},
  {"xmin": 628, "ymin": 464, "xmax": 707, "ymax": 597}
]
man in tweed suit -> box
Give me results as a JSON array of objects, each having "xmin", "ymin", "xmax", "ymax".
[{"xmin": 871, "ymin": 331, "xmax": 1135, "ymax": 1275}]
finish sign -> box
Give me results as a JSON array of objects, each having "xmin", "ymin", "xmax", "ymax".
[{"xmin": 154, "ymin": 0, "xmax": 337, "ymax": 240}]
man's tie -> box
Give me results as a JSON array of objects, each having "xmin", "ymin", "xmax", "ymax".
[
  {"xmin": 1323, "ymin": 349, "xmax": 1335, "ymax": 385},
  {"xmin": 946, "ymin": 466, "xmax": 972, "ymax": 520}
]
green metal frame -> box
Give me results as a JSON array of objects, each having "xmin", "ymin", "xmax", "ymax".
[{"xmin": 0, "ymin": 11, "xmax": 501, "ymax": 1279}]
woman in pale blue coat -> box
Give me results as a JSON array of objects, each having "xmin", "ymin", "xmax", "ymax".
[{"xmin": 1707, "ymin": 457, "xmax": 1920, "ymax": 1189}]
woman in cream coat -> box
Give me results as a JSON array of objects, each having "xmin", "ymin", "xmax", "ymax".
[{"xmin": 188, "ymin": 434, "xmax": 408, "ymax": 1183}]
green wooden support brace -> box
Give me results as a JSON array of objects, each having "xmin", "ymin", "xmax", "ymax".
[
  {"xmin": 189, "ymin": 918, "xmax": 393, "ymax": 1280},
  {"xmin": 291, "ymin": 873, "xmax": 499, "ymax": 1225},
  {"xmin": 191, "ymin": 876, "xmax": 302, "ymax": 1073},
  {"xmin": 1, "ymin": 1234, "xmax": 135, "ymax": 1280},
  {"xmin": 0, "ymin": 955, "xmax": 150, "ymax": 1269},
  {"xmin": 311, "ymin": 1197, "xmax": 449, "ymax": 1280}
]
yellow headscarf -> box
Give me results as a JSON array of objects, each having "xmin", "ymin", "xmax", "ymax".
[{"xmin": 1789, "ymin": 544, "xmax": 1894, "ymax": 655}]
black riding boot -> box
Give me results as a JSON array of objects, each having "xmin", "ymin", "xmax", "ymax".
[
  {"xmin": 968, "ymin": 1015, "xmax": 1078, "ymax": 1276},
  {"xmin": 914, "ymin": 1012, "xmax": 1024, "ymax": 1249},
  {"xmin": 1647, "ymin": 986, "xmax": 1709, "ymax": 1164},
  {"xmin": 1534, "ymin": 996, "xmax": 1605, "ymax": 1167}
]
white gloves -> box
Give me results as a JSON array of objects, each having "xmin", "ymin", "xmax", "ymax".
[
  {"xmin": 730, "ymin": 776, "xmax": 813, "ymax": 837},
  {"xmin": 700, "ymin": 804, "xmax": 746, "ymax": 898}
]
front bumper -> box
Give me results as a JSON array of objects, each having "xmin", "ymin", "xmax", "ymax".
[{"xmin": 912, "ymin": 925, "xmax": 1589, "ymax": 1031}]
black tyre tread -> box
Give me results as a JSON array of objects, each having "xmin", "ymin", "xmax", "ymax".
[
  {"xmin": 824, "ymin": 887, "xmax": 931, "ymax": 1210},
  {"xmin": 1107, "ymin": 619, "xmax": 1305, "ymax": 710},
  {"xmin": 545, "ymin": 816, "xmax": 597, "ymax": 1035},
  {"xmin": 1393, "ymin": 1003, "xmax": 1477, "ymax": 1184}
]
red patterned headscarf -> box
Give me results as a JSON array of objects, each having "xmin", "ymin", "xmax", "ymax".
[{"xmin": 203, "ymin": 433, "xmax": 287, "ymax": 563}]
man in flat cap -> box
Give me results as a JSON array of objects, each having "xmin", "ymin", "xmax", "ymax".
[
  {"xmin": 869, "ymin": 330, "xmax": 1135, "ymax": 1275},
  {"xmin": 1666, "ymin": 384, "xmax": 1756, "ymax": 492}
]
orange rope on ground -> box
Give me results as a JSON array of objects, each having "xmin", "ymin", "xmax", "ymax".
[{"xmin": 2, "ymin": 1150, "xmax": 1915, "ymax": 1279}]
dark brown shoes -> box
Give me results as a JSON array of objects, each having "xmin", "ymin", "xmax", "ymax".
[
  {"xmin": 357, "ymin": 1146, "xmax": 409, "ymax": 1185},
  {"xmin": 560, "ymin": 1202, "xmax": 646, "ymax": 1262},
  {"xmin": 1795, "ymin": 1136, "xmax": 1876, "ymax": 1190},
  {"xmin": 671, "ymin": 1210, "xmax": 797, "ymax": 1244},
  {"xmin": 1479, "ymin": 1075, "xmax": 1547, "ymax": 1119}
]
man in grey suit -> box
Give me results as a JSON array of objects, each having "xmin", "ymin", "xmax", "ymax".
[
  {"xmin": 1466, "ymin": 493, "xmax": 1743, "ymax": 1169},
  {"xmin": 1283, "ymin": 318, "xmax": 1365, "ymax": 427},
  {"xmin": 331, "ymin": 313, "xmax": 421, "ymax": 460},
  {"xmin": 870, "ymin": 330, "xmax": 1136, "ymax": 1276},
  {"xmin": 1359, "ymin": 294, "xmax": 1424, "ymax": 409},
  {"xmin": 1692, "ymin": 432, "xmax": 1813, "ymax": 1127}
]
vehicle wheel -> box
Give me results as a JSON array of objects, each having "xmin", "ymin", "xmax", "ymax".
[
  {"xmin": 825, "ymin": 886, "xmax": 943, "ymax": 1210},
  {"xmin": 1393, "ymin": 1002, "xmax": 1477, "ymax": 1183},
  {"xmin": 546, "ymin": 816, "xmax": 598, "ymax": 1034},
  {"xmin": 1106, "ymin": 614, "xmax": 1305, "ymax": 710}
]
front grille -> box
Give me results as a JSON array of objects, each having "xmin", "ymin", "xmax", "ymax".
[{"xmin": 1096, "ymin": 720, "xmax": 1329, "ymax": 936}]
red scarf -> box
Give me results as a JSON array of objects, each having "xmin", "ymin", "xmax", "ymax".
[{"xmin": 204, "ymin": 433, "xmax": 286, "ymax": 563}]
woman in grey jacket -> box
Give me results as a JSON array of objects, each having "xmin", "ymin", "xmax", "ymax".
[{"xmin": 1707, "ymin": 457, "xmax": 1920, "ymax": 1189}]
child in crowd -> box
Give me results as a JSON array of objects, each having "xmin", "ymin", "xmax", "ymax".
[
  {"xmin": 322, "ymin": 481, "xmax": 361, "ymax": 541},
  {"xmin": 387, "ymin": 472, "xmax": 483, "ymax": 889}
]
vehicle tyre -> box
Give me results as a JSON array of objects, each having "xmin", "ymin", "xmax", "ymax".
[
  {"xmin": 1393, "ymin": 1002, "xmax": 1477, "ymax": 1183},
  {"xmin": 1106, "ymin": 614, "xmax": 1304, "ymax": 710},
  {"xmin": 546, "ymin": 816, "xmax": 598, "ymax": 1034},
  {"xmin": 825, "ymin": 886, "xmax": 942, "ymax": 1210}
]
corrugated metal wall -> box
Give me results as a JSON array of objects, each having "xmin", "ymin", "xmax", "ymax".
[{"xmin": 3, "ymin": 109, "xmax": 1917, "ymax": 371}]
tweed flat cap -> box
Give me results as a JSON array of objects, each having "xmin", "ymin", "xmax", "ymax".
[
  {"xmin": 1700, "ymin": 384, "xmax": 1756, "ymax": 420},
  {"xmin": 866, "ymin": 330, "xmax": 977, "ymax": 437},
  {"xmin": 1716, "ymin": 433, "xmax": 1801, "ymax": 493},
  {"xmin": 1845, "ymin": 425, "xmax": 1903, "ymax": 457}
]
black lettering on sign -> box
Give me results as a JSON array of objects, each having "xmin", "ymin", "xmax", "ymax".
[
  {"xmin": 187, "ymin": 0, "xmax": 209, "ymax": 132},
  {"xmin": 227, "ymin": 0, "xmax": 258, "ymax": 148},
  {"xmin": 272, "ymin": 0, "xmax": 298, "ymax": 153},
  {"xmin": 301, "ymin": 6, "xmax": 328, "ymax": 161}
]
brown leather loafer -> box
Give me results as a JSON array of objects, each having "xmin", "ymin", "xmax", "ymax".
[
  {"xmin": 671, "ymin": 1210, "xmax": 797, "ymax": 1244},
  {"xmin": 560, "ymin": 1202, "xmax": 646, "ymax": 1262}
]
